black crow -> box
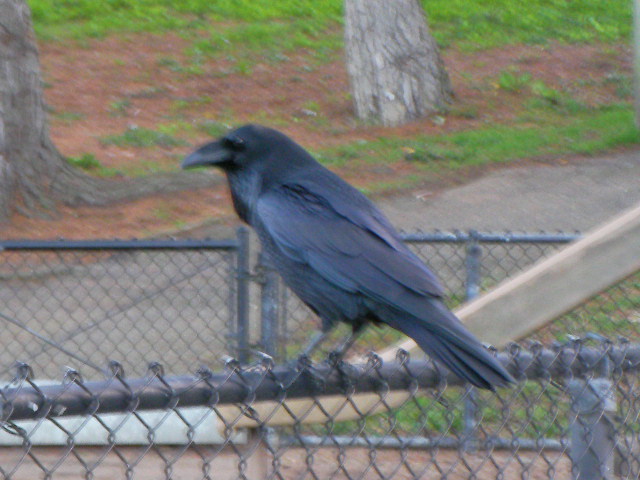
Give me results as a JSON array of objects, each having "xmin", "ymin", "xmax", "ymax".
[{"xmin": 183, "ymin": 124, "xmax": 514, "ymax": 390}]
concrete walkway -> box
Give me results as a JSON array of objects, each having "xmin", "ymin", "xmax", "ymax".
[{"xmin": 380, "ymin": 150, "xmax": 640, "ymax": 232}]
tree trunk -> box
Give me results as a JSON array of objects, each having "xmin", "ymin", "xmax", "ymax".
[
  {"xmin": 0, "ymin": 0, "xmax": 109, "ymax": 220},
  {"xmin": 0, "ymin": 0, "xmax": 74, "ymax": 219},
  {"xmin": 0, "ymin": 0, "xmax": 144, "ymax": 220},
  {"xmin": 344, "ymin": 0, "xmax": 453, "ymax": 127},
  {"xmin": 0, "ymin": 0, "xmax": 221, "ymax": 222}
]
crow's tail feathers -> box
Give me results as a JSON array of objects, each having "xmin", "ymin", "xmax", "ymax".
[{"xmin": 384, "ymin": 301, "xmax": 515, "ymax": 391}]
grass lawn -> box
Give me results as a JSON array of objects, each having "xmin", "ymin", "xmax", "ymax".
[{"xmin": 5, "ymin": 0, "xmax": 636, "ymax": 238}]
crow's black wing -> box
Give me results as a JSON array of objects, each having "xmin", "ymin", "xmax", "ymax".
[
  {"xmin": 256, "ymin": 173, "xmax": 445, "ymax": 304},
  {"xmin": 256, "ymin": 173, "xmax": 514, "ymax": 390}
]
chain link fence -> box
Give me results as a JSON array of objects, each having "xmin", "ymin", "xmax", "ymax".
[
  {"xmin": 0, "ymin": 341, "xmax": 637, "ymax": 479},
  {"xmin": 1, "ymin": 230, "xmax": 639, "ymax": 479},
  {"xmin": 1, "ymin": 230, "xmax": 584, "ymax": 372},
  {"xmin": 0, "ymin": 236, "xmax": 249, "ymax": 379}
]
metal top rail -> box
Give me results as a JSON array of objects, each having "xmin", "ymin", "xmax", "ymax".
[
  {"xmin": 0, "ymin": 238, "xmax": 241, "ymax": 251},
  {"xmin": 0, "ymin": 342, "xmax": 634, "ymax": 422},
  {"xmin": 0, "ymin": 230, "xmax": 581, "ymax": 251},
  {"xmin": 399, "ymin": 230, "xmax": 581, "ymax": 243}
]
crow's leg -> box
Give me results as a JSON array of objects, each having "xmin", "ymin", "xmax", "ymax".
[
  {"xmin": 298, "ymin": 320, "xmax": 367, "ymax": 363},
  {"xmin": 288, "ymin": 330, "xmax": 333, "ymax": 388},
  {"xmin": 329, "ymin": 321, "xmax": 367, "ymax": 361},
  {"xmin": 288, "ymin": 326, "xmax": 334, "ymax": 374},
  {"xmin": 299, "ymin": 330, "xmax": 331, "ymax": 358}
]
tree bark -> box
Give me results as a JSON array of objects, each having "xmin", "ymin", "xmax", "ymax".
[
  {"xmin": 0, "ymin": 0, "xmax": 219, "ymax": 222},
  {"xmin": 0, "ymin": 0, "xmax": 74, "ymax": 218},
  {"xmin": 344, "ymin": 0, "xmax": 453, "ymax": 127}
]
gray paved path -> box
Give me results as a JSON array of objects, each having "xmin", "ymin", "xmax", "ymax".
[{"xmin": 380, "ymin": 150, "xmax": 640, "ymax": 232}]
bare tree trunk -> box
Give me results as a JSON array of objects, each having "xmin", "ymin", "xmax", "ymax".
[
  {"xmin": 0, "ymin": 0, "xmax": 95, "ymax": 219},
  {"xmin": 344, "ymin": 0, "xmax": 453, "ymax": 127},
  {"xmin": 0, "ymin": 0, "xmax": 219, "ymax": 222}
]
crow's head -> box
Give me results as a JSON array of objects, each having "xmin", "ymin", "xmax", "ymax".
[
  {"xmin": 182, "ymin": 124, "xmax": 316, "ymax": 182},
  {"xmin": 182, "ymin": 124, "xmax": 320, "ymax": 221}
]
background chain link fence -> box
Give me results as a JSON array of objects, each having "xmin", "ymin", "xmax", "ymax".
[
  {"xmin": 1, "ymin": 230, "xmax": 639, "ymax": 479},
  {"xmin": 0, "ymin": 237, "xmax": 248, "ymax": 379}
]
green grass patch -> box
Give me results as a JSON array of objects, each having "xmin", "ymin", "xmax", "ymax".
[
  {"xmin": 101, "ymin": 125, "xmax": 189, "ymax": 148},
  {"xmin": 50, "ymin": 110, "xmax": 86, "ymax": 124},
  {"xmin": 28, "ymin": 0, "xmax": 630, "ymax": 53},
  {"xmin": 68, "ymin": 153, "xmax": 182, "ymax": 178},
  {"xmin": 321, "ymin": 106, "xmax": 639, "ymax": 174},
  {"xmin": 157, "ymin": 57, "xmax": 205, "ymax": 75},
  {"xmin": 188, "ymin": 18, "xmax": 342, "ymax": 63},
  {"xmin": 66, "ymin": 153, "xmax": 126, "ymax": 177},
  {"xmin": 108, "ymin": 98, "xmax": 132, "ymax": 116},
  {"xmin": 26, "ymin": 0, "xmax": 631, "ymax": 84},
  {"xmin": 197, "ymin": 120, "xmax": 232, "ymax": 138},
  {"xmin": 27, "ymin": 0, "xmax": 343, "ymax": 49},
  {"xmin": 171, "ymin": 95, "xmax": 213, "ymax": 112},
  {"xmin": 300, "ymin": 379, "xmax": 568, "ymax": 440},
  {"xmin": 66, "ymin": 153, "xmax": 101, "ymax": 170},
  {"xmin": 536, "ymin": 271, "xmax": 640, "ymax": 343},
  {"xmin": 497, "ymin": 69, "xmax": 532, "ymax": 93},
  {"xmin": 423, "ymin": 0, "xmax": 630, "ymax": 50}
]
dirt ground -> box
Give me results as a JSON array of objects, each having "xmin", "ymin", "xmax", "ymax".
[{"xmin": 1, "ymin": 35, "xmax": 632, "ymax": 239}]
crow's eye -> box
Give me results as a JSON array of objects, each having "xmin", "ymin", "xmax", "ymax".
[{"xmin": 223, "ymin": 136, "xmax": 245, "ymax": 151}]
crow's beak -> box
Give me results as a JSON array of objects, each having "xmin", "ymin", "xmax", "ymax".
[{"xmin": 182, "ymin": 140, "xmax": 232, "ymax": 169}]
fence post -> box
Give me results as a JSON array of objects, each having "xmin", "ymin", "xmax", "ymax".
[
  {"xmin": 464, "ymin": 230, "xmax": 482, "ymax": 301},
  {"xmin": 568, "ymin": 355, "xmax": 616, "ymax": 480},
  {"xmin": 463, "ymin": 230, "xmax": 482, "ymax": 446},
  {"xmin": 258, "ymin": 252, "xmax": 280, "ymax": 359},
  {"xmin": 236, "ymin": 226, "xmax": 251, "ymax": 364}
]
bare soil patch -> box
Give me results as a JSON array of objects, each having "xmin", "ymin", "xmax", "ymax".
[{"xmin": 2, "ymin": 34, "xmax": 631, "ymax": 239}]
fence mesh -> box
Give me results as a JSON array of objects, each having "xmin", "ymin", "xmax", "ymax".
[
  {"xmin": 1, "ymin": 231, "xmax": 639, "ymax": 479},
  {"xmin": 0, "ymin": 341, "xmax": 636, "ymax": 479},
  {"xmin": 532, "ymin": 270, "xmax": 640, "ymax": 344},
  {"xmin": 0, "ymin": 242, "xmax": 238, "ymax": 379}
]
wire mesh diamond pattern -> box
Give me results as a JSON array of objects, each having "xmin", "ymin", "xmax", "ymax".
[
  {"xmin": 0, "ymin": 243, "xmax": 237, "ymax": 379},
  {"xmin": 0, "ymin": 231, "xmax": 639, "ymax": 480}
]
